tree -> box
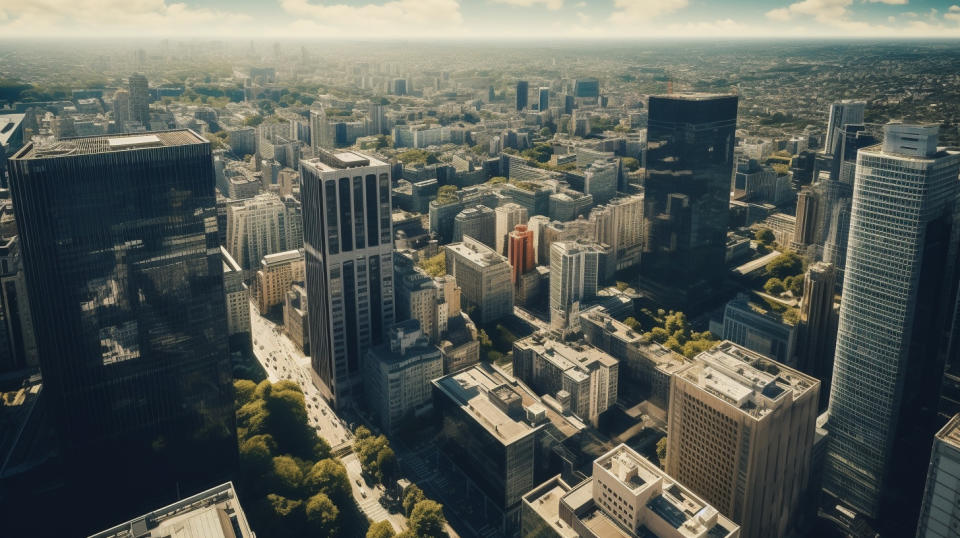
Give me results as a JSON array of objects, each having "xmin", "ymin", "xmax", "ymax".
[
  {"xmin": 305, "ymin": 493, "xmax": 339, "ymax": 536},
  {"xmin": 409, "ymin": 500, "xmax": 447, "ymax": 537},
  {"xmin": 764, "ymin": 278, "xmax": 786, "ymax": 296},
  {"xmin": 354, "ymin": 425, "xmax": 372, "ymax": 441},
  {"xmin": 304, "ymin": 458, "xmax": 352, "ymax": 505},
  {"xmin": 244, "ymin": 114, "xmax": 264, "ymax": 127},
  {"xmin": 623, "ymin": 317, "xmax": 641, "ymax": 330},
  {"xmin": 755, "ymin": 228, "xmax": 775, "ymax": 245},
  {"xmin": 376, "ymin": 447, "xmax": 397, "ymax": 482},
  {"xmin": 402, "ymin": 485, "xmax": 426, "ymax": 517},
  {"xmin": 256, "ymin": 494, "xmax": 304, "ymax": 538},
  {"xmin": 240, "ymin": 434, "xmax": 277, "ymax": 474},
  {"xmin": 656, "ymin": 437, "xmax": 668, "ymax": 467},
  {"xmin": 237, "ymin": 399, "xmax": 269, "ymax": 438},
  {"xmin": 787, "ymin": 274, "xmax": 805, "ymax": 296},
  {"xmin": 419, "ymin": 252, "xmax": 446, "ymax": 277},
  {"xmin": 435, "ymin": 185, "xmax": 458, "ymax": 204},
  {"xmin": 367, "ymin": 520, "xmax": 396, "ymax": 538},
  {"xmin": 270, "ymin": 455, "xmax": 304, "ymax": 497},
  {"xmin": 622, "ymin": 157, "xmax": 640, "ymax": 172},
  {"xmin": 766, "ymin": 252, "xmax": 803, "ymax": 280},
  {"xmin": 234, "ymin": 379, "xmax": 257, "ymax": 409}
]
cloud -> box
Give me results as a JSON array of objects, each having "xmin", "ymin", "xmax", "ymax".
[
  {"xmin": 868, "ymin": 0, "xmax": 908, "ymax": 4},
  {"xmin": 610, "ymin": 0, "xmax": 689, "ymax": 23},
  {"xmin": 490, "ymin": 0, "xmax": 563, "ymax": 10},
  {"xmin": 946, "ymin": 4, "xmax": 960, "ymax": 22},
  {"xmin": 0, "ymin": 0, "xmax": 251, "ymax": 36},
  {"xmin": 280, "ymin": 0, "xmax": 463, "ymax": 34},
  {"xmin": 765, "ymin": 0, "xmax": 852, "ymax": 23}
]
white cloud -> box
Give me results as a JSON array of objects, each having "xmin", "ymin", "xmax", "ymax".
[
  {"xmin": 868, "ymin": 0, "xmax": 908, "ymax": 4},
  {"xmin": 490, "ymin": 0, "xmax": 563, "ymax": 10},
  {"xmin": 0, "ymin": 0, "xmax": 251, "ymax": 36},
  {"xmin": 765, "ymin": 0, "xmax": 852, "ymax": 23},
  {"xmin": 280, "ymin": 0, "xmax": 463, "ymax": 34},
  {"xmin": 945, "ymin": 4, "xmax": 960, "ymax": 22},
  {"xmin": 610, "ymin": 0, "xmax": 689, "ymax": 23}
]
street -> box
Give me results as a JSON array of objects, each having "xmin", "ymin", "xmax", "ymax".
[{"xmin": 248, "ymin": 302, "xmax": 407, "ymax": 533}]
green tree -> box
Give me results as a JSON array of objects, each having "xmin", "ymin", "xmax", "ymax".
[
  {"xmin": 244, "ymin": 114, "xmax": 264, "ymax": 127},
  {"xmin": 354, "ymin": 425, "xmax": 372, "ymax": 440},
  {"xmin": 623, "ymin": 317, "xmax": 641, "ymax": 330},
  {"xmin": 765, "ymin": 251, "xmax": 803, "ymax": 280},
  {"xmin": 409, "ymin": 500, "xmax": 447, "ymax": 537},
  {"xmin": 305, "ymin": 493, "xmax": 339, "ymax": 536},
  {"xmin": 255, "ymin": 494, "xmax": 304, "ymax": 538},
  {"xmin": 235, "ymin": 379, "xmax": 257, "ymax": 409},
  {"xmin": 622, "ymin": 157, "xmax": 640, "ymax": 172},
  {"xmin": 435, "ymin": 185, "xmax": 458, "ymax": 204},
  {"xmin": 402, "ymin": 485, "xmax": 426, "ymax": 517},
  {"xmin": 239, "ymin": 434, "xmax": 277, "ymax": 474},
  {"xmin": 237, "ymin": 399, "xmax": 269, "ymax": 438},
  {"xmin": 764, "ymin": 278, "xmax": 786, "ymax": 296},
  {"xmin": 787, "ymin": 274, "xmax": 805, "ymax": 296},
  {"xmin": 755, "ymin": 228, "xmax": 775, "ymax": 245},
  {"xmin": 367, "ymin": 520, "xmax": 396, "ymax": 538},
  {"xmin": 656, "ymin": 437, "xmax": 667, "ymax": 466},
  {"xmin": 304, "ymin": 458, "xmax": 352, "ymax": 505},
  {"xmin": 270, "ymin": 455, "xmax": 304, "ymax": 497},
  {"xmin": 647, "ymin": 327, "xmax": 670, "ymax": 344},
  {"xmin": 419, "ymin": 252, "xmax": 446, "ymax": 277}
]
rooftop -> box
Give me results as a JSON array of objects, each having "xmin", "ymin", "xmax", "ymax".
[
  {"xmin": 445, "ymin": 236, "xmax": 508, "ymax": 268},
  {"xmin": 515, "ymin": 333, "xmax": 618, "ymax": 374},
  {"xmin": 521, "ymin": 476, "xmax": 578, "ymax": 538},
  {"xmin": 936, "ymin": 413, "xmax": 960, "ymax": 449},
  {"xmin": 302, "ymin": 148, "xmax": 387, "ymax": 173},
  {"xmin": 0, "ymin": 114, "xmax": 24, "ymax": 147},
  {"xmin": 262, "ymin": 249, "xmax": 304, "ymax": 267},
  {"xmin": 88, "ymin": 482, "xmax": 253, "ymax": 538},
  {"xmin": 681, "ymin": 341, "xmax": 817, "ymax": 418},
  {"xmin": 14, "ymin": 129, "xmax": 206, "ymax": 160}
]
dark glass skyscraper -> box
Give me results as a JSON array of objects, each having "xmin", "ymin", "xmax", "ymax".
[
  {"xmin": 301, "ymin": 149, "xmax": 395, "ymax": 408},
  {"xmin": 516, "ymin": 80, "xmax": 529, "ymax": 111},
  {"xmin": 642, "ymin": 94, "xmax": 738, "ymax": 292},
  {"xmin": 7, "ymin": 131, "xmax": 236, "ymax": 524}
]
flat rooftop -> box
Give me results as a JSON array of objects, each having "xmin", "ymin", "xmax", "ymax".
[
  {"xmin": 301, "ymin": 149, "xmax": 387, "ymax": 173},
  {"xmin": 0, "ymin": 114, "xmax": 24, "ymax": 146},
  {"xmin": 89, "ymin": 482, "xmax": 253, "ymax": 538},
  {"xmin": 13, "ymin": 129, "xmax": 206, "ymax": 160},
  {"xmin": 445, "ymin": 236, "xmax": 507, "ymax": 267},
  {"xmin": 936, "ymin": 413, "xmax": 960, "ymax": 449},
  {"xmin": 681, "ymin": 341, "xmax": 817, "ymax": 418},
  {"xmin": 262, "ymin": 249, "xmax": 304, "ymax": 267},
  {"xmin": 515, "ymin": 333, "xmax": 618, "ymax": 373},
  {"xmin": 521, "ymin": 476, "xmax": 578, "ymax": 538}
]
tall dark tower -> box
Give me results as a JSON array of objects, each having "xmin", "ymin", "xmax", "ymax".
[
  {"xmin": 128, "ymin": 73, "xmax": 150, "ymax": 126},
  {"xmin": 641, "ymin": 94, "xmax": 738, "ymax": 302},
  {"xmin": 516, "ymin": 80, "xmax": 529, "ymax": 111},
  {"xmin": 6, "ymin": 130, "xmax": 235, "ymax": 528}
]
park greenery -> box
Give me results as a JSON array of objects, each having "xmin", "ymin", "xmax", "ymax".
[
  {"xmin": 626, "ymin": 310, "xmax": 718, "ymax": 358},
  {"xmin": 520, "ymin": 142, "xmax": 554, "ymax": 163},
  {"xmin": 398, "ymin": 149, "xmax": 440, "ymax": 166},
  {"xmin": 435, "ymin": 185, "xmax": 458, "ymax": 205},
  {"xmin": 234, "ymin": 378, "xmax": 366, "ymax": 537},
  {"xmin": 352, "ymin": 426, "xmax": 397, "ymax": 484},
  {"xmin": 418, "ymin": 252, "xmax": 446, "ymax": 278},
  {"xmin": 763, "ymin": 251, "xmax": 805, "ymax": 298}
]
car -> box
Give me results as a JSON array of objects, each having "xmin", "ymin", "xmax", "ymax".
[
  {"xmin": 360, "ymin": 491, "xmax": 367, "ymax": 499},
  {"xmin": 355, "ymin": 478, "xmax": 362, "ymax": 486}
]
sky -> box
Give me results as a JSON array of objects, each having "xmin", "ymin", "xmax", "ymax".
[{"xmin": 1, "ymin": 0, "xmax": 959, "ymax": 39}]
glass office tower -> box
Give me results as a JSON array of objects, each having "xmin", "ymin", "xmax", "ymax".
[
  {"xmin": 7, "ymin": 131, "xmax": 235, "ymax": 499},
  {"xmin": 642, "ymin": 94, "xmax": 738, "ymax": 289},
  {"xmin": 824, "ymin": 124, "xmax": 960, "ymax": 527}
]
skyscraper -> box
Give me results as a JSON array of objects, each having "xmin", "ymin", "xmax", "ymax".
[
  {"xmin": 797, "ymin": 262, "xmax": 837, "ymax": 412},
  {"xmin": 549, "ymin": 240, "xmax": 600, "ymax": 330},
  {"xmin": 495, "ymin": 202, "xmax": 528, "ymax": 256},
  {"xmin": 824, "ymin": 124, "xmax": 960, "ymax": 525},
  {"xmin": 127, "ymin": 73, "xmax": 150, "ymax": 126},
  {"xmin": 507, "ymin": 224, "xmax": 535, "ymax": 284},
  {"xmin": 537, "ymin": 86, "xmax": 549, "ymax": 111},
  {"xmin": 516, "ymin": 80, "xmax": 529, "ymax": 111},
  {"xmin": 823, "ymin": 100, "xmax": 865, "ymax": 155},
  {"xmin": 112, "ymin": 89, "xmax": 130, "ymax": 132},
  {"xmin": 300, "ymin": 149, "xmax": 395, "ymax": 407},
  {"xmin": 7, "ymin": 130, "xmax": 236, "ymax": 517},
  {"xmin": 310, "ymin": 108, "xmax": 334, "ymax": 150},
  {"xmin": 642, "ymin": 94, "xmax": 738, "ymax": 295}
]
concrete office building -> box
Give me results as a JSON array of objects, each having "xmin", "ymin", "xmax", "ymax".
[
  {"xmin": 538, "ymin": 87, "xmax": 550, "ymax": 111},
  {"xmin": 284, "ymin": 283, "xmax": 309, "ymax": 354},
  {"xmin": 453, "ymin": 204, "xmax": 496, "ymax": 248},
  {"xmin": 432, "ymin": 363, "xmax": 584, "ymax": 536},
  {"xmin": 111, "ymin": 90, "xmax": 130, "ymax": 132},
  {"xmin": 824, "ymin": 100, "xmax": 866, "ymax": 155},
  {"xmin": 825, "ymin": 124, "xmax": 960, "ymax": 524},
  {"xmin": 550, "ymin": 241, "xmax": 600, "ymax": 331},
  {"xmin": 364, "ymin": 319, "xmax": 443, "ymax": 434},
  {"xmin": 591, "ymin": 194, "xmax": 644, "ymax": 272},
  {"xmin": 395, "ymin": 253, "xmax": 461, "ymax": 345},
  {"xmin": 0, "ymin": 235, "xmax": 38, "ymax": 373},
  {"xmin": 508, "ymin": 225, "xmax": 540, "ymax": 306},
  {"xmin": 583, "ymin": 158, "xmax": 618, "ymax": 205},
  {"xmin": 513, "ymin": 333, "xmax": 619, "ymax": 427},
  {"xmin": 496, "ymin": 203, "xmax": 529, "ymax": 256},
  {"xmin": 300, "ymin": 149, "xmax": 395, "ymax": 407},
  {"xmin": 221, "ymin": 248, "xmax": 250, "ymax": 338},
  {"xmin": 517, "ymin": 81, "xmax": 529, "ymax": 111},
  {"xmin": 255, "ymin": 249, "xmax": 305, "ymax": 314},
  {"xmin": 445, "ymin": 236, "xmax": 513, "ymax": 323},
  {"xmin": 916, "ymin": 414, "xmax": 960, "ymax": 538},
  {"xmin": 8, "ymin": 130, "xmax": 236, "ymax": 513},
  {"xmin": 521, "ymin": 444, "xmax": 740, "ymax": 538},
  {"xmin": 722, "ymin": 294, "xmax": 797, "ymax": 366},
  {"xmin": 225, "ymin": 193, "xmax": 303, "ymax": 273},
  {"xmin": 667, "ymin": 341, "xmax": 819, "ymax": 538},
  {"xmin": 792, "ymin": 188, "xmax": 818, "ymax": 248},
  {"xmin": 309, "ymin": 108, "xmax": 335, "ymax": 150}
]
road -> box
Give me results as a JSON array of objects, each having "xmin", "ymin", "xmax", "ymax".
[{"xmin": 249, "ymin": 302, "xmax": 407, "ymax": 533}]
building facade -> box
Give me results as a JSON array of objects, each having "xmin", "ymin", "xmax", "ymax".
[
  {"xmin": 916, "ymin": 414, "xmax": 960, "ymax": 538},
  {"xmin": 444, "ymin": 236, "xmax": 513, "ymax": 323},
  {"xmin": 255, "ymin": 249, "xmax": 305, "ymax": 314}
]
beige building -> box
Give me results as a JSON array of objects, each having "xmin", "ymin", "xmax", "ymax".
[
  {"xmin": 495, "ymin": 202, "xmax": 528, "ymax": 256},
  {"xmin": 255, "ymin": 249, "xmax": 304, "ymax": 314},
  {"xmin": 666, "ymin": 341, "xmax": 819, "ymax": 538},
  {"xmin": 221, "ymin": 247, "xmax": 250, "ymax": 337},
  {"xmin": 444, "ymin": 236, "xmax": 513, "ymax": 323},
  {"xmin": 521, "ymin": 444, "xmax": 740, "ymax": 538},
  {"xmin": 225, "ymin": 192, "xmax": 303, "ymax": 273},
  {"xmin": 284, "ymin": 284, "xmax": 308, "ymax": 353}
]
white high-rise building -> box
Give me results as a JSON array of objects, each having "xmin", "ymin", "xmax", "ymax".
[
  {"xmin": 591, "ymin": 194, "xmax": 644, "ymax": 271},
  {"xmin": 225, "ymin": 193, "xmax": 303, "ymax": 273},
  {"xmin": 309, "ymin": 108, "xmax": 335, "ymax": 150},
  {"xmin": 824, "ymin": 100, "xmax": 865, "ymax": 155},
  {"xmin": 549, "ymin": 241, "xmax": 600, "ymax": 330},
  {"xmin": 495, "ymin": 203, "xmax": 528, "ymax": 256},
  {"xmin": 825, "ymin": 124, "xmax": 960, "ymax": 519}
]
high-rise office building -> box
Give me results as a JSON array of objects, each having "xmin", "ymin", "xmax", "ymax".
[
  {"xmin": 538, "ymin": 87, "xmax": 549, "ymax": 111},
  {"xmin": 112, "ymin": 89, "xmax": 130, "ymax": 132},
  {"xmin": 225, "ymin": 192, "xmax": 303, "ymax": 273},
  {"xmin": 445, "ymin": 236, "xmax": 513, "ymax": 323},
  {"xmin": 309, "ymin": 108, "xmax": 334, "ymax": 150},
  {"xmin": 255, "ymin": 249, "xmax": 305, "ymax": 314},
  {"xmin": 824, "ymin": 100, "xmax": 865, "ymax": 156},
  {"xmin": 797, "ymin": 262, "xmax": 836, "ymax": 412},
  {"xmin": 825, "ymin": 124, "xmax": 960, "ymax": 525},
  {"xmin": 792, "ymin": 188, "xmax": 818, "ymax": 248},
  {"xmin": 516, "ymin": 80, "xmax": 529, "ymax": 111},
  {"xmin": 496, "ymin": 202, "xmax": 528, "ymax": 256},
  {"xmin": 574, "ymin": 77, "xmax": 599, "ymax": 99},
  {"xmin": 549, "ymin": 240, "xmax": 600, "ymax": 330},
  {"xmin": 507, "ymin": 224, "xmax": 535, "ymax": 283},
  {"xmin": 300, "ymin": 149, "xmax": 395, "ymax": 407},
  {"xmin": 453, "ymin": 204, "xmax": 496, "ymax": 248},
  {"xmin": 583, "ymin": 158, "xmax": 618, "ymax": 205},
  {"xmin": 916, "ymin": 414, "xmax": 960, "ymax": 538},
  {"xmin": 642, "ymin": 94, "xmax": 738, "ymax": 295},
  {"xmin": 7, "ymin": 130, "xmax": 236, "ymax": 517},
  {"xmin": 127, "ymin": 73, "xmax": 150, "ymax": 126},
  {"xmin": 367, "ymin": 102, "xmax": 386, "ymax": 136},
  {"xmin": 722, "ymin": 294, "xmax": 797, "ymax": 365},
  {"xmin": 667, "ymin": 341, "xmax": 819, "ymax": 538}
]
